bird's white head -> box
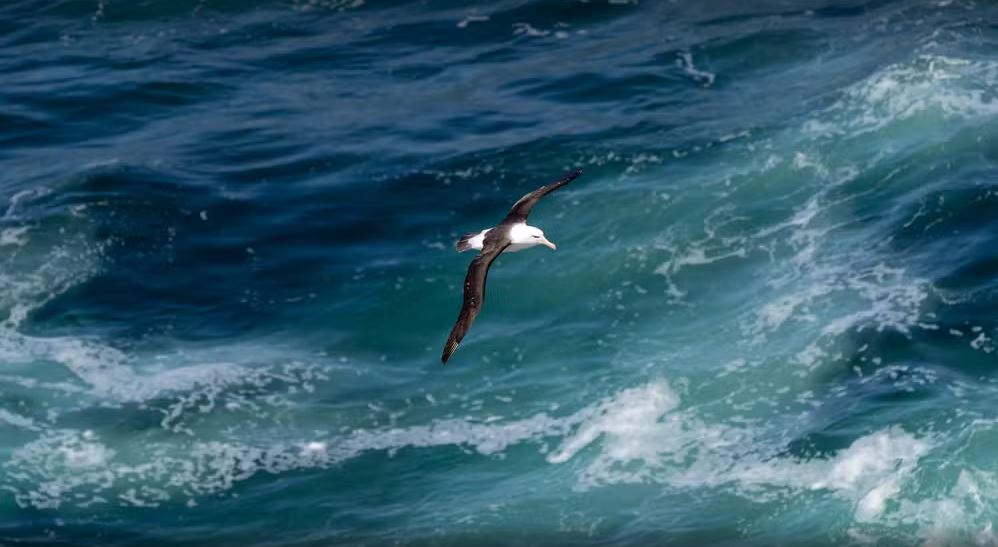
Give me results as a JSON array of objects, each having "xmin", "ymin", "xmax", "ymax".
[{"xmin": 510, "ymin": 224, "xmax": 556, "ymax": 250}]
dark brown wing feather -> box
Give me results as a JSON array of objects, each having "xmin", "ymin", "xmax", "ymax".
[
  {"xmin": 502, "ymin": 169, "xmax": 582, "ymax": 225},
  {"xmin": 441, "ymin": 238, "xmax": 510, "ymax": 364}
]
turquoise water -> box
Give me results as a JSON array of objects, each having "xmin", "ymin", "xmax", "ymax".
[{"xmin": 3, "ymin": 1, "xmax": 998, "ymax": 545}]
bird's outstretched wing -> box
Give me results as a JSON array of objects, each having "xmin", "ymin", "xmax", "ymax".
[
  {"xmin": 502, "ymin": 169, "xmax": 582, "ymax": 225},
  {"xmin": 441, "ymin": 239, "xmax": 510, "ymax": 364}
]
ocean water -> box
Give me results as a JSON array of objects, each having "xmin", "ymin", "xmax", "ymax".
[{"xmin": 3, "ymin": 0, "xmax": 998, "ymax": 545}]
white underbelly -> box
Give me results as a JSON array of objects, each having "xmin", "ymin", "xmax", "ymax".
[
  {"xmin": 505, "ymin": 243, "xmax": 530, "ymax": 252},
  {"xmin": 468, "ymin": 230, "xmax": 488, "ymax": 250}
]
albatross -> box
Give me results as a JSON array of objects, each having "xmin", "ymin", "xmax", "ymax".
[{"xmin": 441, "ymin": 169, "xmax": 583, "ymax": 364}]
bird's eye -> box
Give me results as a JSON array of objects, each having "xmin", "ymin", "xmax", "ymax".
[{"xmin": 533, "ymin": 235, "xmax": 540, "ymax": 238}]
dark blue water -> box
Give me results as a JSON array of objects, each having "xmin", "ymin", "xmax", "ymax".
[{"xmin": 3, "ymin": 1, "xmax": 998, "ymax": 545}]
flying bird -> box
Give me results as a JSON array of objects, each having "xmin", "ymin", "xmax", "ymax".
[{"xmin": 441, "ymin": 169, "xmax": 583, "ymax": 364}]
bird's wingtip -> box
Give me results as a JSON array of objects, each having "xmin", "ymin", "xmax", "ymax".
[
  {"xmin": 560, "ymin": 168, "xmax": 583, "ymax": 184},
  {"xmin": 441, "ymin": 341, "xmax": 458, "ymax": 365}
]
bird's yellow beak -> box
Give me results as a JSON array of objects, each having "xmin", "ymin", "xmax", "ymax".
[{"xmin": 540, "ymin": 237, "xmax": 557, "ymax": 250}]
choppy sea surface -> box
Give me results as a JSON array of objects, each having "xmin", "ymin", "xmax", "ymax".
[{"xmin": 3, "ymin": 1, "xmax": 998, "ymax": 545}]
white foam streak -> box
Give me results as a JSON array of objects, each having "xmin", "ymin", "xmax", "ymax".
[
  {"xmin": 0, "ymin": 409, "xmax": 39, "ymax": 431},
  {"xmin": 677, "ymin": 51, "xmax": 716, "ymax": 87},
  {"xmin": 0, "ymin": 226, "xmax": 30, "ymax": 247},
  {"xmin": 0, "ymin": 371, "xmax": 943, "ymax": 545},
  {"xmin": 4, "ymin": 187, "xmax": 51, "ymax": 219},
  {"xmin": 2, "ymin": 404, "xmax": 577, "ymax": 509},
  {"xmin": 544, "ymin": 381, "xmax": 932, "ymax": 528},
  {"xmin": 2, "ymin": 381, "xmax": 660, "ymax": 508},
  {"xmin": 806, "ymin": 55, "xmax": 998, "ymax": 140},
  {"xmin": 457, "ymin": 14, "xmax": 489, "ymax": 28},
  {"xmin": 812, "ymin": 429, "xmax": 930, "ymax": 521},
  {"xmin": 548, "ymin": 379, "xmax": 679, "ymax": 465}
]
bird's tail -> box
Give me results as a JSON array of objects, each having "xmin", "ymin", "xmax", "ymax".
[{"xmin": 455, "ymin": 232, "xmax": 478, "ymax": 253}]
